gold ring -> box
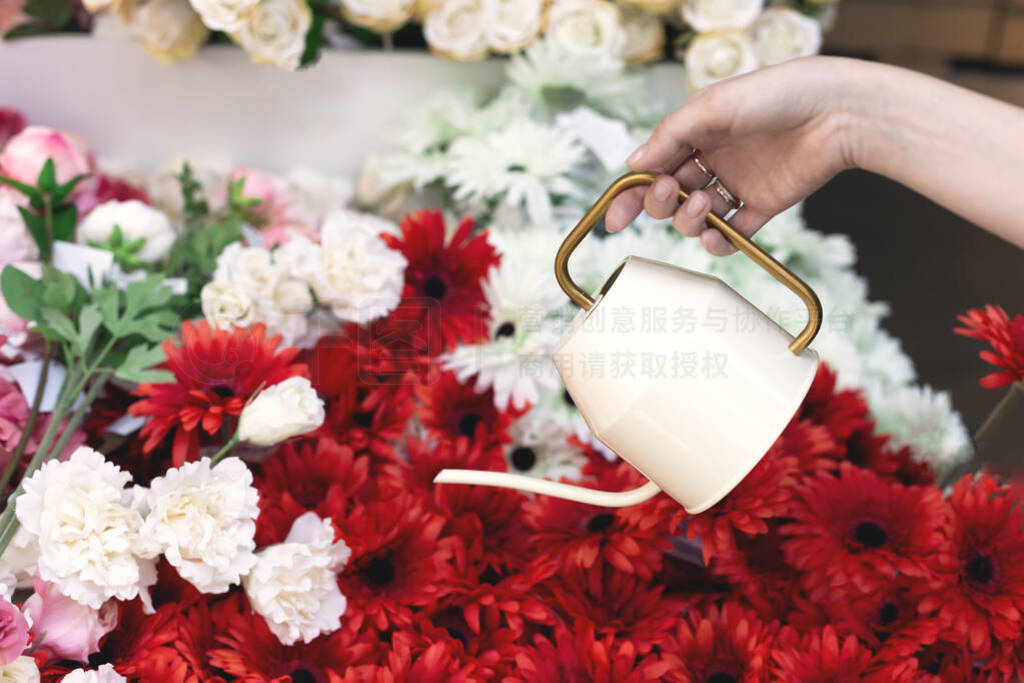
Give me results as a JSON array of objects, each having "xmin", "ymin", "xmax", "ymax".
[
  {"xmin": 691, "ymin": 152, "xmax": 715, "ymax": 182},
  {"xmin": 713, "ymin": 180, "xmax": 741, "ymax": 208}
]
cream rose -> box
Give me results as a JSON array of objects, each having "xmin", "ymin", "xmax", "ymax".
[
  {"xmin": 340, "ymin": 0, "xmax": 413, "ymax": 33},
  {"xmin": 685, "ymin": 29, "xmax": 758, "ymax": 90},
  {"xmin": 237, "ymin": 376, "xmax": 325, "ymax": 446},
  {"xmin": 138, "ymin": 457, "xmax": 259, "ymax": 594},
  {"xmin": 188, "ymin": 0, "xmax": 259, "ymax": 31},
  {"xmin": 751, "ymin": 7, "xmax": 822, "ymax": 66},
  {"xmin": 482, "ymin": 0, "xmax": 542, "ymax": 53},
  {"xmin": 120, "ymin": 0, "xmax": 209, "ymax": 63},
  {"xmin": 243, "ymin": 512, "xmax": 350, "ymax": 645},
  {"xmin": 201, "ymin": 281, "xmax": 255, "ymax": 330},
  {"xmin": 543, "ymin": 0, "xmax": 625, "ymax": 58},
  {"xmin": 231, "ymin": 0, "xmax": 311, "ymax": 71},
  {"xmin": 680, "ymin": 0, "xmax": 762, "ymax": 32},
  {"xmin": 0, "ymin": 657, "xmax": 38, "ymax": 682},
  {"xmin": 423, "ymin": 0, "xmax": 489, "ymax": 61},
  {"xmin": 621, "ymin": 8, "xmax": 664, "ymax": 64},
  {"xmin": 412, "ymin": 0, "xmax": 442, "ymax": 20},
  {"xmin": 76, "ymin": 199, "xmax": 176, "ymax": 262},
  {"xmin": 617, "ymin": 0, "xmax": 677, "ymax": 13}
]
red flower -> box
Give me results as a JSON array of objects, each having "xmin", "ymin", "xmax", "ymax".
[
  {"xmin": 103, "ymin": 600, "xmax": 197, "ymax": 682},
  {"xmin": 521, "ymin": 463, "xmax": 675, "ymax": 580},
  {"xmin": 955, "ymin": 305, "xmax": 1024, "ymax": 388},
  {"xmin": 0, "ymin": 108, "xmax": 25, "ymax": 147},
  {"xmin": 771, "ymin": 625, "xmax": 913, "ymax": 682},
  {"xmin": 415, "ymin": 370, "xmax": 522, "ymax": 453},
  {"xmin": 382, "ymin": 210, "xmax": 498, "ymax": 354},
  {"xmin": 74, "ymin": 173, "xmax": 152, "ymax": 216},
  {"xmin": 338, "ymin": 496, "xmax": 459, "ymax": 631},
  {"xmin": 515, "ymin": 619, "xmax": 677, "ymax": 683},
  {"xmin": 904, "ymin": 638, "xmax": 979, "ymax": 681},
  {"xmin": 781, "ymin": 463, "xmax": 947, "ymax": 602},
  {"xmin": 709, "ymin": 524, "xmax": 799, "ymax": 620},
  {"xmin": 665, "ymin": 602, "xmax": 777, "ymax": 683},
  {"xmin": 842, "ymin": 427, "xmax": 935, "ymax": 487},
  {"xmin": 799, "ymin": 365, "xmax": 869, "ymax": 443},
  {"xmin": 921, "ymin": 474, "xmax": 1024, "ymax": 656},
  {"xmin": 836, "ymin": 580, "xmax": 943, "ymax": 662},
  {"xmin": 131, "ymin": 321, "xmax": 307, "ymax": 465},
  {"xmin": 343, "ymin": 628, "xmax": 482, "ymax": 683}
]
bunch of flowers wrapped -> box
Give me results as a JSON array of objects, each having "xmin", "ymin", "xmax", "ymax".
[
  {"xmin": 6, "ymin": 0, "xmax": 834, "ymax": 76},
  {"xmin": 0, "ymin": 104, "xmax": 1024, "ymax": 680}
]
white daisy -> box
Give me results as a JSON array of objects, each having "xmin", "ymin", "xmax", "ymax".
[
  {"xmin": 504, "ymin": 411, "xmax": 588, "ymax": 481},
  {"xmin": 446, "ymin": 120, "xmax": 586, "ymax": 227}
]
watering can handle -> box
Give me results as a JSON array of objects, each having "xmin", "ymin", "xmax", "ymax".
[{"xmin": 433, "ymin": 469, "xmax": 662, "ymax": 507}]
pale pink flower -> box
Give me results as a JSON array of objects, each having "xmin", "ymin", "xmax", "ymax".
[
  {"xmin": 0, "ymin": 190, "xmax": 38, "ymax": 266},
  {"xmin": 226, "ymin": 167, "xmax": 317, "ymax": 245},
  {"xmin": 0, "ymin": 594, "xmax": 28, "ymax": 665},
  {"xmin": 23, "ymin": 575, "xmax": 118, "ymax": 662},
  {"xmin": 0, "ymin": 126, "xmax": 94, "ymax": 187}
]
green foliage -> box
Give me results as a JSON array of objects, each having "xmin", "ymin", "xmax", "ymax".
[
  {"xmin": 0, "ymin": 159, "xmax": 87, "ymax": 261},
  {"xmin": 88, "ymin": 224, "xmax": 149, "ymax": 270},
  {"xmin": 4, "ymin": 0, "xmax": 80, "ymax": 39}
]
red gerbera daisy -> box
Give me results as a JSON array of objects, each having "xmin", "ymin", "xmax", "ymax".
[
  {"xmin": 337, "ymin": 495, "xmax": 459, "ymax": 631},
  {"xmin": 515, "ymin": 619, "xmax": 677, "ymax": 683},
  {"xmin": 799, "ymin": 364, "xmax": 870, "ymax": 444},
  {"xmin": 841, "ymin": 427, "xmax": 935, "ymax": 487},
  {"xmin": 102, "ymin": 600, "xmax": 196, "ymax": 682},
  {"xmin": 664, "ymin": 602, "xmax": 777, "ymax": 683},
  {"xmin": 521, "ymin": 463, "xmax": 675, "ymax": 580},
  {"xmin": 415, "ymin": 370, "xmax": 522, "ymax": 454},
  {"xmin": 343, "ymin": 627, "xmax": 482, "ymax": 683},
  {"xmin": 781, "ymin": 463, "xmax": 947, "ymax": 602},
  {"xmin": 775, "ymin": 417, "xmax": 840, "ymax": 475},
  {"xmin": 382, "ymin": 209, "xmax": 498, "ymax": 354},
  {"xmin": 130, "ymin": 321, "xmax": 307, "ymax": 465},
  {"xmin": 709, "ymin": 523, "xmax": 800, "ymax": 620},
  {"xmin": 771, "ymin": 625, "xmax": 914, "ymax": 682},
  {"xmin": 833, "ymin": 579, "xmax": 943, "ymax": 662},
  {"xmin": 955, "ymin": 305, "xmax": 1024, "ymax": 388},
  {"xmin": 905, "ymin": 637, "xmax": 981, "ymax": 682},
  {"xmin": 921, "ymin": 474, "xmax": 1024, "ymax": 657}
]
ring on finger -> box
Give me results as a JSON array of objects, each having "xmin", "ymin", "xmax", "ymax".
[
  {"xmin": 712, "ymin": 179, "xmax": 741, "ymax": 209},
  {"xmin": 690, "ymin": 152, "xmax": 717, "ymax": 189}
]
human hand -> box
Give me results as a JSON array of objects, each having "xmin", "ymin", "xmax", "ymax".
[{"xmin": 606, "ymin": 56, "xmax": 861, "ymax": 255}]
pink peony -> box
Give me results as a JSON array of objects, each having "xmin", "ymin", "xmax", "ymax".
[
  {"xmin": 23, "ymin": 574, "xmax": 117, "ymax": 662},
  {"xmin": 0, "ymin": 125, "xmax": 94, "ymax": 187},
  {"xmin": 0, "ymin": 109, "xmax": 25, "ymax": 149},
  {"xmin": 0, "ymin": 595, "xmax": 28, "ymax": 666}
]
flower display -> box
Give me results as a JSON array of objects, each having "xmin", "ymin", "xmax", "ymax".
[
  {"xmin": 23, "ymin": 576, "xmax": 117, "ymax": 662},
  {"xmin": 75, "ymin": 199, "xmax": 176, "ymax": 263}
]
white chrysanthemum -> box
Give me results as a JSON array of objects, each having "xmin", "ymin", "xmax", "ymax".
[
  {"xmin": 505, "ymin": 412, "xmax": 587, "ymax": 480},
  {"xmin": 277, "ymin": 209, "xmax": 406, "ymax": 324},
  {"xmin": 138, "ymin": 457, "xmax": 259, "ymax": 594},
  {"xmin": 60, "ymin": 664, "xmax": 125, "ymax": 683},
  {"xmin": 684, "ymin": 29, "xmax": 759, "ymax": 90},
  {"xmin": 752, "ymin": 7, "xmax": 822, "ymax": 66},
  {"xmin": 444, "ymin": 260, "xmax": 563, "ymax": 410},
  {"xmin": 15, "ymin": 447, "xmax": 157, "ymax": 609},
  {"xmin": 869, "ymin": 385, "xmax": 972, "ymax": 471},
  {"xmin": 756, "ymin": 205, "xmax": 856, "ymax": 279},
  {"xmin": 446, "ymin": 120, "xmax": 585, "ymax": 227},
  {"xmin": 0, "ymin": 657, "xmax": 39, "ymax": 682},
  {"xmin": 243, "ymin": 512, "xmax": 351, "ymax": 646}
]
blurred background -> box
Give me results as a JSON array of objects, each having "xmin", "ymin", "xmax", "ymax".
[{"xmin": 809, "ymin": 0, "xmax": 1024, "ymax": 432}]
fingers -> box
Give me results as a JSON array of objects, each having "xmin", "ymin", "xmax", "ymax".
[
  {"xmin": 643, "ymin": 175, "xmax": 681, "ymax": 220},
  {"xmin": 627, "ymin": 91, "xmax": 716, "ymax": 173},
  {"xmin": 671, "ymin": 190, "xmax": 712, "ymax": 238},
  {"xmin": 698, "ymin": 208, "xmax": 769, "ymax": 256},
  {"xmin": 605, "ymin": 187, "xmax": 644, "ymax": 232}
]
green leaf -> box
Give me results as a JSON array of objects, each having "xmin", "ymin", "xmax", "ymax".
[
  {"xmin": 21, "ymin": 0, "xmax": 69, "ymax": 26},
  {"xmin": 36, "ymin": 159, "xmax": 56, "ymax": 193},
  {"xmin": 52, "ymin": 174, "xmax": 89, "ymax": 204},
  {"xmin": 40, "ymin": 270, "xmax": 76, "ymax": 311},
  {"xmin": 16, "ymin": 206, "xmax": 47, "ymax": 260},
  {"xmin": 0, "ymin": 265, "xmax": 43, "ymax": 322},
  {"xmin": 3, "ymin": 22, "xmax": 45, "ymax": 39},
  {"xmin": 51, "ymin": 204, "xmax": 76, "ymax": 242},
  {"xmin": 121, "ymin": 309, "xmax": 180, "ymax": 343},
  {"xmin": 115, "ymin": 343, "xmax": 173, "ymax": 384},
  {"xmin": 95, "ymin": 284, "xmax": 122, "ymax": 335},
  {"xmin": 40, "ymin": 308, "xmax": 76, "ymax": 345},
  {"xmin": 0, "ymin": 175, "xmax": 41, "ymax": 201},
  {"xmin": 77, "ymin": 303, "xmax": 103, "ymax": 353},
  {"xmin": 124, "ymin": 274, "xmax": 174, "ymax": 318}
]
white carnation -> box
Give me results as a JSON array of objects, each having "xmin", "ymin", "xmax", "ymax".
[
  {"xmin": 238, "ymin": 376, "xmax": 325, "ymax": 447},
  {"xmin": 424, "ymin": 0, "xmax": 490, "ymax": 61},
  {"xmin": 243, "ymin": 512, "xmax": 351, "ymax": 646},
  {"xmin": 76, "ymin": 200, "xmax": 176, "ymax": 262},
  {"xmin": 684, "ymin": 29, "xmax": 758, "ymax": 90},
  {"xmin": 0, "ymin": 526, "xmax": 38, "ymax": 592},
  {"xmin": 60, "ymin": 664, "xmax": 125, "ymax": 683},
  {"xmin": 752, "ymin": 7, "xmax": 822, "ymax": 66},
  {"xmin": 544, "ymin": 0, "xmax": 626, "ymax": 58},
  {"xmin": 187, "ymin": 0, "xmax": 259, "ymax": 31},
  {"xmin": 201, "ymin": 281, "xmax": 255, "ymax": 330},
  {"xmin": 680, "ymin": 0, "xmax": 762, "ymax": 32},
  {"xmin": 15, "ymin": 447, "xmax": 157, "ymax": 609},
  {"xmin": 231, "ymin": 0, "xmax": 311, "ymax": 71},
  {"xmin": 138, "ymin": 457, "xmax": 259, "ymax": 594}
]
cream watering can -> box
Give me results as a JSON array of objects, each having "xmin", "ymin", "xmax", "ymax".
[{"xmin": 434, "ymin": 172, "xmax": 822, "ymax": 513}]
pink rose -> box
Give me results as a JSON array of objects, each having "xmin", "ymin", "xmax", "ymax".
[
  {"xmin": 0, "ymin": 191, "xmax": 38, "ymax": 266},
  {"xmin": 0, "ymin": 109, "xmax": 25, "ymax": 149},
  {"xmin": 23, "ymin": 575, "xmax": 117, "ymax": 662},
  {"xmin": 0, "ymin": 595, "xmax": 28, "ymax": 666},
  {"xmin": 0, "ymin": 126, "xmax": 94, "ymax": 188}
]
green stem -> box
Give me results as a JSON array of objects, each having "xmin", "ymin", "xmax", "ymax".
[
  {"xmin": 210, "ymin": 433, "xmax": 241, "ymax": 465},
  {"xmin": 0, "ymin": 343, "xmax": 55, "ymax": 494},
  {"xmin": 41, "ymin": 194, "xmax": 53, "ymax": 264}
]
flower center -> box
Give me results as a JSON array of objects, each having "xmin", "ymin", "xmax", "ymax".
[
  {"xmin": 588, "ymin": 513, "xmax": 615, "ymax": 534},
  {"xmin": 706, "ymin": 673, "xmax": 738, "ymax": 683},
  {"xmin": 511, "ymin": 446, "xmax": 537, "ymax": 471},
  {"xmin": 563, "ymin": 389, "xmax": 575, "ymax": 407},
  {"xmin": 853, "ymin": 521, "xmax": 887, "ymax": 548},
  {"xmin": 457, "ymin": 413, "xmax": 482, "ymax": 438},
  {"xmin": 506, "ymin": 164, "xmax": 527, "ymax": 173},
  {"xmin": 878, "ymin": 601, "xmax": 900, "ymax": 626},
  {"xmin": 211, "ymin": 385, "xmax": 234, "ymax": 399},
  {"xmin": 363, "ymin": 556, "xmax": 396, "ymax": 587},
  {"xmin": 495, "ymin": 321, "xmax": 516, "ymax": 339},
  {"xmin": 967, "ymin": 554, "xmax": 995, "ymax": 585},
  {"xmin": 352, "ymin": 411, "xmax": 374, "ymax": 428},
  {"xmin": 479, "ymin": 565, "xmax": 502, "ymax": 585},
  {"xmin": 423, "ymin": 276, "xmax": 447, "ymax": 299},
  {"xmin": 290, "ymin": 669, "xmax": 317, "ymax": 683}
]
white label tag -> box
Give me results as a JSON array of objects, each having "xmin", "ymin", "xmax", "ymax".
[
  {"xmin": 555, "ymin": 106, "xmax": 637, "ymax": 172},
  {"xmin": 52, "ymin": 241, "xmax": 114, "ymax": 291},
  {"xmin": 107, "ymin": 413, "xmax": 149, "ymax": 436},
  {"xmin": 9, "ymin": 360, "xmax": 68, "ymax": 413}
]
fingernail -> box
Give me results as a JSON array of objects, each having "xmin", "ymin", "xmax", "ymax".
[
  {"xmin": 685, "ymin": 193, "xmax": 707, "ymax": 217},
  {"xmin": 627, "ymin": 145, "xmax": 646, "ymax": 166},
  {"xmin": 652, "ymin": 179, "xmax": 672, "ymax": 201}
]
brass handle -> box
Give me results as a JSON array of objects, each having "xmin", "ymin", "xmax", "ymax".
[{"xmin": 554, "ymin": 171, "xmax": 822, "ymax": 355}]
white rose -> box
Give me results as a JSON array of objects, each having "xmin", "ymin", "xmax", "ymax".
[
  {"xmin": 0, "ymin": 657, "xmax": 39, "ymax": 682},
  {"xmin": 424, "ymin": 0, "xmax": 489, "ymax": 61},
  {"xmin": 59, "ymin": 664, "xmax": 125, "ymax": 683},
  {"xmin": 138, "ymin": 457, "xmax": 259, "ymax": 594},
  {"xmin": 685, "ymin": 29, "xmax": 758, "ymax": 90},
  {"xmin": 15, "ymin": 447, "xmax": 157, "ymax": 609},
  {"xmin": 243, "ymin": 512, "xmax": 350, "ymax": 645},
  {"xmin": 482, "ymin": 0, "xmax": 542, "ymax": 53},
  {"xmin": 621, "ymin": 8, "xmax": 664, "ymax": 65},
  {"xmin": 201, "ymin": 281, "xmax": 255, "ymax": 331},
  {"xmin": 751, "ymin": 7, "xmax": 822, "ymax": 66},
  {"xmin": 277, "ymin": 209, "xmax": 406, "ymax": 324},
  {"xmin": 76, "ymin": 199, "xmax": 176, "ymax": 262},
  {"xmin": 340, "ymin": 0, "xmax": 413, "ymax": 32},
  {"xmin": 231, "ymin": 0, "xmax": 311, "ymax": 71},
  {"xmin": 120, "ymin": 0, "xmax": 209, "ymax": 63},
  {"xmin": 680, "ymin": 0, "xmax": 762, "ymax": 31},
  {"xmin": 543, "ymin": 0, "xmax": 625, "ymax": 58},
  {"xmin": 413, "ymin": 0, "xmax": 442, "ymax": 20},
  {"xmin": 238, "ymin": 376, "xmax": 325, "ymax": 446},
  {"xmin": 188, "ymin": 0, "xmax": 259, "ymax": 31}
]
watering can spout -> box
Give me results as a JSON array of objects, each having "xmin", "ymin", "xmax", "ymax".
[{"xmin": 432, "ymin": 469, "xmax": 662, "ymax": 508}]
